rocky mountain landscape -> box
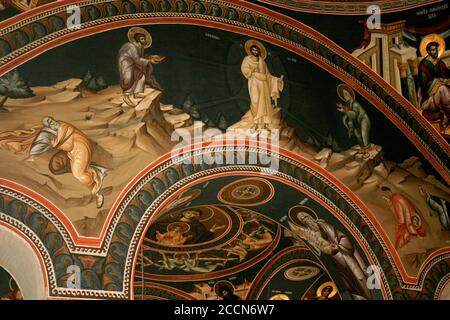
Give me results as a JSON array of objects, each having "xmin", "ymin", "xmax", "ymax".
[
  {"xmin": 0, "ymin": 79, "xmax": 189, "ymax": 235},
  {"xmin": 1, "ymin": 78, "xmax": 449, "ymax": 275},
  {"xmin": 219, "ymin": 100, "xmax": 450, "ymax": 275}
]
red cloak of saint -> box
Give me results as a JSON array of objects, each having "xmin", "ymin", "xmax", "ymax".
[{"xmin": 389, "ymin": 193, "xmax": 426, "ymax": 250}]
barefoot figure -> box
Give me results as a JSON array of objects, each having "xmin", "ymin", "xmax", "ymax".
[
  {"xmin": 0, "ymin": 116, "xmax": 108, "ymax": 208},
  {"xmin": 118, "ymin": 27, "xmax": 166, "ymax": 107}
]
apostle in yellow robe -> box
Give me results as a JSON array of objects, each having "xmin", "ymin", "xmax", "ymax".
[{"xmin": 0, "ymin": 117, "xmax": 107, "ymax": 208}]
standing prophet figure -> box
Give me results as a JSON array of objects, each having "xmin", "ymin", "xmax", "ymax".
[
  {"xmin": 241, "ymin": 39, "xmax": 284, "ymax": 132},
  {"xmin": 288, "ymin": 207, "xmax": 372, "ymax": 300},
  {"xmin": 336, "ymin": 83, "xmax": 371, "ymax": 151},
  {"xmin": 118, "ymin": 27, "xmax": 166, "ymax": 107}
]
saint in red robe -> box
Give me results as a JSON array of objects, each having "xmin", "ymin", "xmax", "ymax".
[{"xmin": 388, "ymin": 193, "xmax": 426, "ymax": 249}]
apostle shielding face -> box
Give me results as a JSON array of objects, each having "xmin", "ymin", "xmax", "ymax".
[
  {"xmin": 0, "ymin": 117, "xmax": 108, "ymax": 208},
  {"xmin": 36, "ymin": 117, "xmax": 108, "ymax": 207}
]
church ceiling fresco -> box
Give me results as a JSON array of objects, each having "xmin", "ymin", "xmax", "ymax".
[
  {"xmin": 254, "ymin": 0, "xmax": 442, "ymax": 15},
  {"xmin": 0, "ymin": 0, "xmax": 449, "ymax": 301},
  {"xmin": 133, "ymin": 175, "xmax": 385, "ymax": 300},
  {"xmin": 0, "ymin": 266, "xmax": 22, "ymax": 300}
]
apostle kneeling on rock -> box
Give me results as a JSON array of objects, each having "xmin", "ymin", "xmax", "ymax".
[{"xmin": 118, "ymin": 27, "xmax": 166, "ymax": 107}]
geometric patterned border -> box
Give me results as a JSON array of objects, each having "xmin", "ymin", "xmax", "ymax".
[
  {"xmin": 0, "ymin": 0, "xmax": 448, "ymax": 182},
  {"xmin": 0, "ymin": 143, "xmax": 448, "ymax": 299},
  {"xmin": 434, "ymin": 271, "xmax": 450, "ymax": 300},
  {"xmin": 255, "ymin": 0, "xmax": 442, "ymax": 15},
  {"xmin": 245, "ymin": 246, "xmax": 328, "ymax": 299}
]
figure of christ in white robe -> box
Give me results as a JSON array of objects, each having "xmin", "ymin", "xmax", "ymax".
[{"xmin": 241, "ymin": 51, "xmax": 284, "ymax": 129}]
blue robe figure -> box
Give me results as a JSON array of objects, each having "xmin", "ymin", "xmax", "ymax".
[
  {"xmin": 122, "ymin": 1, "xmax": 136, "ymax": 14},
  {"xmin": 420, "ymin": 185, "xmax": 450, "ymax": 231},
  {"xmin": 48, "ymin": 16, "xmax": 65, "ymax": 33},
  {"xmin": 137, "ymin": 189, "xmax": 154, "ymax": 210},
  {"xmin": 27, "ymin": 212, "xmax": 48, "ymax": 238},
  {"xmin": 30, "ymin": 23, "xmax": 47, "ymax": 41},
  {"xmin": 139, "ymin": 0, "xmax": 154, "ymax": 13},
  {"xmin": 44, "ymin": 232, "xmax": 64, "ymax": 257},
  {"xmin": 12, "ymin": 30, "xmax": 29, "ymax": 49},
  {"xmin": 157, "ymin": 0, "xmax": 171, "ymax": 12},
  {"xmin": 175, "ymin": 0, "xmax": 188, "ymax": 12},
  {"xmin": 0, "ymin": 39, "xmax": 11, "ymax": 58},
  {"xmin": 226, "ymin": 8, "xmax": 239, "ymax": 21},
  {"xmin": 164, "ymin": 168, "xmax": 180, "ymax": 185},
  {"xmin": 190, "ymin": 1, "xmax": 205, "ymax": 14},
  {"xmin": 207, "ymin": 4, "xmax": 222, "ymax": 17},
  {"xmin": 150, "ymin": 178, "xmax": 166, "ymax": 196},
  {"xmin": 85, "ymin": 5, "xmax": 101, "ymax": 20},
  {"xmin": 242, "ymin": 13, "xmax": 255, "ymax": 25},
  {"xmin": 104, "ymin": 3, "xmax": 118, "ymax": 17},
  {"xmin": 181, "ymin": 163, "xmax": 194, "ymax": 177}
]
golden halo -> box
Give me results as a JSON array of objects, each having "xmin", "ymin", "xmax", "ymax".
[
  {"xmin": 245, "ymin": 39, "xmax": 267, "ymax": 59},
  {"xmin": 214, "ymin": 280, "xmax": 235, "ymax": 297},
  {"xmin": 337, "ymin": 83, "xmax": 355, "ymax": 101},
  {"xmin": 316, "ymin": 281, "xmax": 338, "ymax": 299},
  {"xmin": 411, "ymin": 215, "xmax": 423, "ymax": 229},
  {"xmin": 167, "ymin": 222, "xmax": 190, "ymax": 234},
  {"xmin": 288, "ymin": 205, "xmax": 318, "ymax": 227},
  {"xmin": 9, "ymin": 277, "xmax": 18, "ymax": 291},
  {"xmin": 270, "ymin": 294, "xmax": 290, "ymax": 300},
  {"xmin": 127, "ymin": 27, "xmax": 152, "ymax": 48},
  {"xmin": 420, "ymin": 34, "xmax": 445, "ymax": 58}
]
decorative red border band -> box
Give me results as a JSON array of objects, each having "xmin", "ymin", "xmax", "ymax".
[
  {"xmin": 0, "ymin": 1, "xmax": 448, "ymax": 184},
  {"xmin": 255, "ymin": 0, "xmax": 443, "ymax": 15}
]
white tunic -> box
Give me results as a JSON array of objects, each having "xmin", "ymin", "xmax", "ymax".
[{"xmin": 241, "ymin": 55, "xmax": 283, "ymax": 125}]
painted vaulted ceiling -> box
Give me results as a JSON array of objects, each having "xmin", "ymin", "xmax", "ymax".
[{"xmin": 0, "ymin": 0, "xmax": 449, "ymax": 300}]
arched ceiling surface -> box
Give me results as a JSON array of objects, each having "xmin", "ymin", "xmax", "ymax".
[
  {"xmin": 0, "ymin": 224, "xmax": 48, "ymax": 299},
  {"xmin": 0, "ymin": 0, "xmax": 448, "ymax": 183},
  {"xmin": 253, "ymin": 0, "xmax": 443, "ymax": 15},
  {"xmin": 130, "ymin": 174, "xmax": 387, "ymax": 300},
  {"xmin": 0, "ymin": 0, "xmax": 449, "ymax": 300},
  {"xmin": 0, "ymin": 143, "xmax": 449, "ymax": 300}
]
